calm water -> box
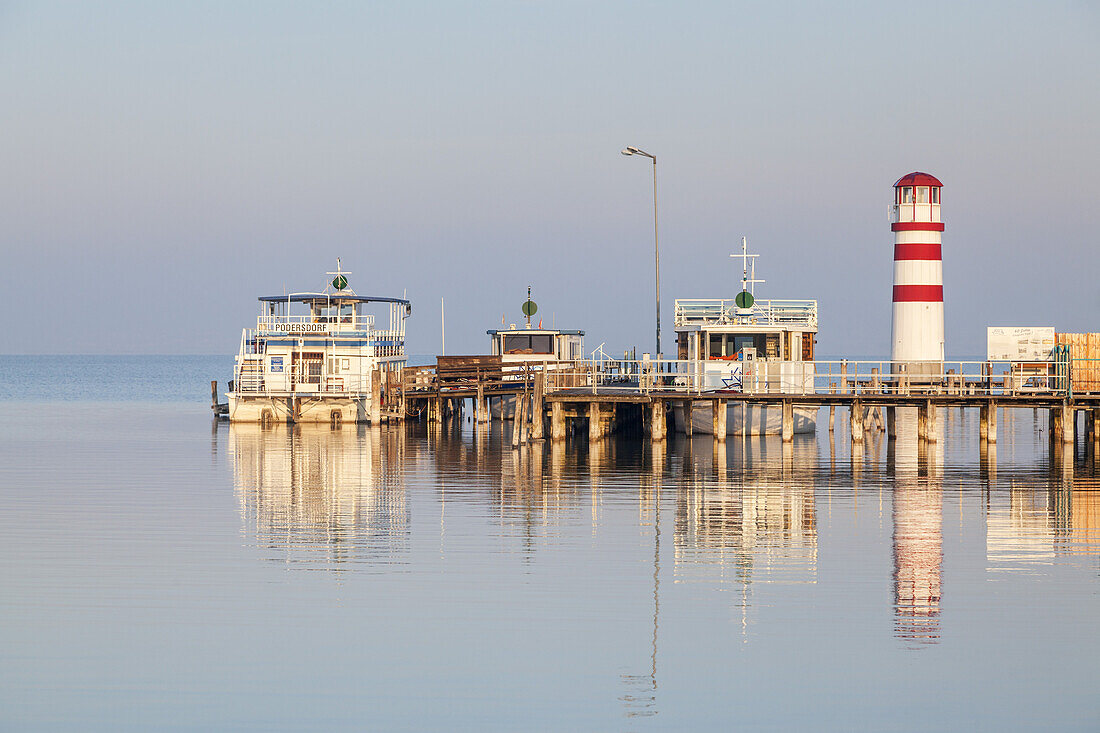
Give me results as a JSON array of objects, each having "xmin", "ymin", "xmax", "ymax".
[{"xmin": 1, "ymin": 357, "xmax": 1098, "ymax": 731}]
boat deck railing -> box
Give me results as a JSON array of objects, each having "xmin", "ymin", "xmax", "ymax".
[
  {"xmin": 674, "ymin": 299, "xmax": 818, "ymax": 330},
  {"xmin": 256, "ymin": 314, "xmax": 377, "ymax": 333}
]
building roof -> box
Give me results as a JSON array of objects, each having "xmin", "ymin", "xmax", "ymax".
[
  {"xmin": 894, "ymin": 172, "xmax": 943, "ymax": 188},
  {"xmin": 258, "ymin": 293, "xmax": 411, "ymax": 306}
]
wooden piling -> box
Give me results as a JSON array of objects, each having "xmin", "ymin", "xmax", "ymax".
[
  {"xmin": 781, "ymin": 400, "xmax": 793, "ymax": 443},
  {"xmin": 551, "ymin": 401, "xmax": 566, "ymax": 442},
  {"xmin": 682, "ymin": 399, "xmax": 693, "ymax": 437},
  {"xmin": 886, "ymin": 405, "xmax": 896, "ymax": 439},
  {"xmin": 850, "ymin": 400, "xmax": 863, "ymax": 443},
  {"xmin": 987, "ymin": 401, "xmax": 998, "ymax": 443},
  {"xmin": 979, "ymin": 404, "xmax": 988, "ymax": 441},
  {"xmin": 713, "ymin": 399, "xmax": 727, "ymax": 442},
  {"xmin": 650, "ymin": 401, "xmax": 667, "ymax": 442},
  {"xmin": 589, "ymin": 403, "xmax": 602, "ymax": 442},
  {"xmin": 1062, "ymin": 403, "xmax": 1075, "ymax": 445},
  {"xmin": 210, "ymin": 380, "xmax": 219, "ymax": 410}
]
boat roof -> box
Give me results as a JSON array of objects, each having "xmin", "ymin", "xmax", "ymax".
[
  {"xmin": 487, "ymin": 329, "xmax": 584, "ymax": 336},
  {"xmin": 259, "ymin": 293, "xmax": 411, "ymax": 306}
]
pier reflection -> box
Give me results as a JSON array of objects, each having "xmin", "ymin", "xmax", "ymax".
[
  {"xmin": 230, "ymin": 423, "xmax": 409, "ymax": 568},
  {"xmin": 987, "ymin": 458, "xmax": 1100, "ymax": 571}
]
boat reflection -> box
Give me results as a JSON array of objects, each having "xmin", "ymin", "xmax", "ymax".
[
  {"xmin": 673, "ymin": 435, "xmax": 818, "ymax": 589},
  {"xmin": 230, "ymin": 423, "xmax": 409, "ymax": 568}
]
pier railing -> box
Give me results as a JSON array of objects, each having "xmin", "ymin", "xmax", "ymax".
[{"xmin": 540, "ymin": 358, "xmax": 1072, "ymax": 398}]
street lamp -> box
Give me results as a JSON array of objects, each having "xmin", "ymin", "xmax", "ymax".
[{"xmin": 621, "ymin": 146, "xmax": 661, "ymax": 358}]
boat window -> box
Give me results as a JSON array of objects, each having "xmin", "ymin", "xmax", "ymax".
[
  {"xmin": 503, "ymin": 334, "xmax": 554, "ymax": 354},
  {"xmin": 339, "ymin": 303, "xmax": 354, "ymax": 323}
]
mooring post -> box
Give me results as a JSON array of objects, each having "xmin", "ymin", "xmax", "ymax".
[
  {"xmin": 530, "ymin": 375, "xmax": 545, "ymax": 441},
  {"xmin": 886, "ymin": 405, "xmax": 896, "ymax": 439},
  {"xmin": 512, "ymin": 395, "xmax": 523, "ymax": 447},
  {"xmin": 979, "ymin": 404, "xmax": 989, "ymax": 441},
  {"xmin": 850, "ymin": 399, "xmax": 864, "ymax": 443},
  {"xmin": 589, "ymin": 402, "xmax": 602, "ymax": 443},
  {"xmin": 475, "ymin": 383, "xmax": 487, "ymax": 424},
  {"xmin": 987, "ymin": 401, "xmax": 998, "ymax": 443},
  {"xmin": 828, "ymin": 383, "xmax": 836, "ymax": 432},
  {"xmin": 432, "ymin": 396, "xmax": 444, "ymax": 424},
  {"xmin": 713, "ymin": 399, "xmax": 727, "ymax": 442},
  {"xmin": 682, "ymin": 399, "xmax": 693, "ymax": 438},
  {"xmin": 370, "ymin": 368, "xmax": 383, "ymax": 425},
  {"xmin": 518, "ymin": 394, "xmax": 529, "ymax": 444},
  {"xmin": 781, "ymin": 400, "xmax": 793, "ymax": 443},
  {"xmin": 916, "ymin": 402, "xmax": 927, "ymax": 440}
]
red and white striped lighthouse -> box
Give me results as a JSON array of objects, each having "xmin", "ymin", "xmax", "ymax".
[{"xmin": 891, "ymin": 172, "xmax": 944, "ymax": 367}]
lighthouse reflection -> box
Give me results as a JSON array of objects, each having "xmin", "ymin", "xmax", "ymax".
[
  {"xmin": 891, "ymin": 409, "xmax": 944, "ymax": 645},
  {"xmin": 229, "ymin": 423, "xmax": 409, "ymax": 567}
]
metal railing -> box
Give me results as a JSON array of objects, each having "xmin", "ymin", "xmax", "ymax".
[
  {"xmin": 536, "ymin": 358, "xmax": 1073, "ymax": 398},
  {"xmin": 674, "ymin": 298, "xmax": 818, "ymax": 329}
]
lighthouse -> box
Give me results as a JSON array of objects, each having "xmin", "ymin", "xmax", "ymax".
[{"xmin": 890, "ymin": 172, "xmax": 944, "ymax": 371}]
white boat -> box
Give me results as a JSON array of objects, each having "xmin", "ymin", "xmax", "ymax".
[
  {"xmin": 671, "ymin": 239, "xmax": 819, "ymax": 435},
  {"xmin": 227, "ymin": 262, "xmax": 411, "ymax": 424}
]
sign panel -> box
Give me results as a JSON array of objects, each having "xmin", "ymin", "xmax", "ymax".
[
  {"xmin": 273, "ymin": 323, "xmax": 328, "ymax": 334},
  {"xmin": 986, "ymin": 327, "xmax": 1055, "ymax": 361},
  {"xmin": 269, "ymin": 356, "xmax": 284, "ymax": 373}
]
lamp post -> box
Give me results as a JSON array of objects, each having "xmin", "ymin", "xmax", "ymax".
[{"xmin": 621, "ymin": 146, "xmax": 661, "ymax": 359}]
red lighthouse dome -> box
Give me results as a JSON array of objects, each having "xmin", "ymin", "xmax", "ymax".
[{"xmin": 894, "ymin": 172, "xmax": 943, "ymax": 188}]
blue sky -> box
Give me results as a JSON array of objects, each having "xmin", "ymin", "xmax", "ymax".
[{"xmin": 1, "ymin": 1, "xmax": 1097, "ymax": 355}]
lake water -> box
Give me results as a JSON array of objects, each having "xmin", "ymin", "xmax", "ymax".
[{"xmin": 1, "ymin": 357, "xmax": 1098, "ymax": 731}]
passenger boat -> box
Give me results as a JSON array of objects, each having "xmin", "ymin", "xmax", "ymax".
[
  {"xmin": 227, "ymin": 262, "xmax": 411, "ymax": 424},
  {"xmin": 671, "ymin": 239, "xmax": 819, "ymax": 435}
]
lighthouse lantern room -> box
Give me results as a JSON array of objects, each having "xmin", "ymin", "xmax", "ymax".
[{"xmin": 890, "ymin": 172, "xmax": 945, "ymax": 374}]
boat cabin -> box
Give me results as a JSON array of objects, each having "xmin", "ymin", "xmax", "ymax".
[{"xmin": 487, "ymin": 325, "xmax": 585, "ymax": 364}]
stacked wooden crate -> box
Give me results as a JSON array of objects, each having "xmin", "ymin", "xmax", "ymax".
[{"xmin": 1056, "ymin": 333, "xmax": 1100, "ymax": 393}]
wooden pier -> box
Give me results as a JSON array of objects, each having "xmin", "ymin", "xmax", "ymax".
[{"xmin": 400, "ymin": 356, "xmax": 1100, "ymax": 451}]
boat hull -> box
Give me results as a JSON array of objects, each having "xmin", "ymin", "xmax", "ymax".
[
  {"xmin": 673, "ymin": 401, "xmax": 817, "ymax": 435},
  {"xmin": 228, "ymin": 394, "xmax": 370, "ymax": 424}
]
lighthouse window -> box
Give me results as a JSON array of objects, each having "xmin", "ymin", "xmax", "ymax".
[
  {"xmin": 901, "ymin": 187, "xmax": 913, "ymax": 203},
  {"xmin": 931, "ymin": 187, "xmax": 940, "ymax": 204},
  {"xmin": 916, "ymin": 186, "xmax": 929, "ymax": 203}
]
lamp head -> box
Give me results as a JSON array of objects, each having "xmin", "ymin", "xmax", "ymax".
[{"xmin": 621, "ymin": 148, "xmax": 635, "ymax": 156}]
